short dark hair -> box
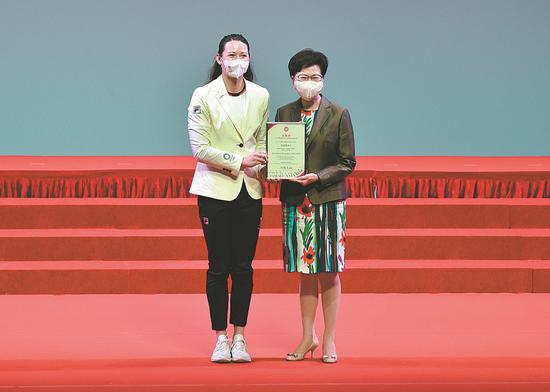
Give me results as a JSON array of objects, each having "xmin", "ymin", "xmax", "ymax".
[
  {"xmin": 208, "ymin": 34, "xmax": 255, "ymax": 82},
  {"xmin": 288, "ymin": 49, "xmax": 328, "ymax": 78}
]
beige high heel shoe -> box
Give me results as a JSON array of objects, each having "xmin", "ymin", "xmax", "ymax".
[
  {"xmin": 322, "ymin": 353, "xmax": 338, "ymax": 364},
  {"xmin": 322, "ymin": 341, "xmax": 338, "ymax": 363},
  {"xmin": 286, "ymin": 339, "xmax": 319, "ymax": 361}
]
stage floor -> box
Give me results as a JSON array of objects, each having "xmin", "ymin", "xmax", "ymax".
[{"xmin": 1, "ymin": 293, "xmax": 549, "ymax": 391}]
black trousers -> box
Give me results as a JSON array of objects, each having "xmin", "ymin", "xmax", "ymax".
[{"xmin": 198, "ymin": 185, "xmax": 262, "ymax": 331}]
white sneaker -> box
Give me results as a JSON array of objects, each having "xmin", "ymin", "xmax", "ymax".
[
  {"xmin": 210, "ymin": 335, "xmax": 231, "ymax": 363},
  {"xmin": 231, "ymin": 334, "xmax": 252, "ymax": 362}
]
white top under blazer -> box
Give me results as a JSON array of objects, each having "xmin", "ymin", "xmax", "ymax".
[{"xmin": 187, "ymin": 75, "xmax": 269, "ymax": 201}]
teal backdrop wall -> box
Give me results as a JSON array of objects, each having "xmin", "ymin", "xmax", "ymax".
[{"xmin": 1, "ymin": 0, "xmax": 549, "ymax": 156}]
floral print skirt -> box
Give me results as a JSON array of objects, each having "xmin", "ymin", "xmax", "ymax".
[{"xmin": 282, "ymin": 198, "xmax": 346, "ymax": 274}]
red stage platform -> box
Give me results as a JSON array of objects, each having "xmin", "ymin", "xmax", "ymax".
[
  {"xmin": 0, "ymin": 293, "xmax": 549, "ymax": 391},
  {"xmin": 0, "ymin": 156, "xmax": 549, "ymax": 391},
  {"xmin": 1, "ymin": 156, "xmax": 549, "ymax": 198}
]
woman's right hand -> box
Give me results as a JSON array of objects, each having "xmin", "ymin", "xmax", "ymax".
[{"xmin": 241, "ymin": 151, "xmax": 268, "ymax": 169}]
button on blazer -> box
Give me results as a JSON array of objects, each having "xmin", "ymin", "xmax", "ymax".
[
  {"xmin": 188, "ymin": 75, "xmax": 269, "ymax": 201},
  {"xmin": 275, "ymin": 96, "xmax": 356, "ymax": 205}
]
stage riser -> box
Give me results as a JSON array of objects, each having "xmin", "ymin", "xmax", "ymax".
[
  {"xmin": 1, "ymin": 268, "xmax": 546, "ymax": 294},
  {"xmin": 1, "ymin": 202, "xmax": 550, "ymax": 229},
  {"xmin": 1, "ymin": 196, "xmax": 549, "ymax": 294},
  {"xmin": 1, "ymin": 232, "xmax": 549, "ymax": 261}
]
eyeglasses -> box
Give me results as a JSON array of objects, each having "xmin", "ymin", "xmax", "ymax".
[{"xmin": 294, "ymin": 73, "xmax": 323, "ymax": 82}]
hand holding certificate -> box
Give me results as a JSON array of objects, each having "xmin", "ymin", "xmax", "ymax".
[{"xmin": 266, "ymin": 122, "xmax": 306, "ymax": 180}]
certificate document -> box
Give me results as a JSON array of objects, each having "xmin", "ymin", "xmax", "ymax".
[{"xmin": 266, "ymin": 122, "xmax": 306, "ymax": 180}]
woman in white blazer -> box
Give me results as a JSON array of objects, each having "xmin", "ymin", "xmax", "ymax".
[{"xmin": 187, "ymin": 34, "xmax": 269, "ymax": 363}]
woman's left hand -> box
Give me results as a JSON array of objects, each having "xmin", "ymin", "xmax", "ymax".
[{"xmin": 287, "ymin": 173, "xmax": 319, "ymax": 187}]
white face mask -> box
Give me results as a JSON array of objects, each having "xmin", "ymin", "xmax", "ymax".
[
  {"xmin": 294, "ymin": 80, "xmax": 324, "ymax": 100},
  {"xmin": 222, "ymin": 59, "xmax": 249, "ymax": 79}
]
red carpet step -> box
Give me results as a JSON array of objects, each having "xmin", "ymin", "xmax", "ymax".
[
  {"xmin": 2, "ymin": 198, "xmax": 550, "ymax": 229},
  {"xmin": 1, "ymin": 259, "xmax": 548, "ymax": 294},
  {"xmin": 1, "ymin": 227, "xmax": 549, "ymax": 261},
  {"xmin": 1, "ymin": 197, "xmax": 549, "ymax": 294}
]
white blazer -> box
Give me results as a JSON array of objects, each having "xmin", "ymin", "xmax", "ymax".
[{"xmin": 187, "ymin": 75, "xmax": 269, "ymax": 201}]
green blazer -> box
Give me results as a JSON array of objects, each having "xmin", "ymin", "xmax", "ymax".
[{"xmin": 275, "ymin": 96, "xmax": 356, "ymax": 205}]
